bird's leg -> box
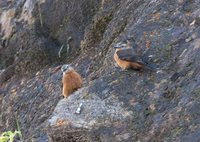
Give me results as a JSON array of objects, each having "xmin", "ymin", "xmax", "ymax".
[
  {"xmin": 114, "ymin": 65, "xmax": 127, "ymax": 71},
  {"xmin": 121, "ymin": 68, "xmax": 129, "ymax": 72}
]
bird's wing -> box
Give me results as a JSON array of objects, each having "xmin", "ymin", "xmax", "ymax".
[{"xmin": 116, "ymin": 49, "xmax": 145, "ymax": 65}]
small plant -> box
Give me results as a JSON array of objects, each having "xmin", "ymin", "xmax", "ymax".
[
  {"xmin": 0, "ymin": 130, "xmax": 22, "ymax": 142},
  {"xmin": 0, "ymin": 115, "xmax": 23, "ymax": 142}
]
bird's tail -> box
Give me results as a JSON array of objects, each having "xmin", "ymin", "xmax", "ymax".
[{"xmin": 144, "ymin": 63, "xmax": 157, "ymax": 72}]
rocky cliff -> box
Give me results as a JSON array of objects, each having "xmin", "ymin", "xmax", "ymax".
[{"xmin": 0, "ymin": 0, "xmax": 200, "ymax": 142}]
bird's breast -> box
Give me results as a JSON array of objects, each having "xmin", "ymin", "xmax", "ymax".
[{"xmin": 114, "ymin": 52, "xmax": 131, "ymax": 69}]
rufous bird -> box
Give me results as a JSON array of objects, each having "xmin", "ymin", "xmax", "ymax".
[
  {"xmin": 113, "ymin": 39, "xmax": 154, "ymax": 71},
  {"xmin": 61, "ymin": 64, "xmax": 83, "ymax": 98}
]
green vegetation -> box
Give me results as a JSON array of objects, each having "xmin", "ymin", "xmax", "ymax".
[
  {"xmin": 0, "ymin": 130, "xmax": 22, "ymax": 142},
  {"xmin": 0, "ymin": 116, "xmax": 23, "ymax": 142}
]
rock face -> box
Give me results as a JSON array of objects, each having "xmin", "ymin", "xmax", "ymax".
[
  {"xmin": 0, "ymin": 0, "xmax": 99, "ymax": 84},
  {"xmin": 1, "ymin": 0, "xmax": 200, "ymax": 142}
]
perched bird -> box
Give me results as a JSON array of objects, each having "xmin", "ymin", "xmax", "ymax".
[
  {"xmin": 61, "ymin": 64, "xmax": 83, "ymax": 98},
  {"xmin": 113, "ymin": 39, "xmax": 154, "ymax": 71}
]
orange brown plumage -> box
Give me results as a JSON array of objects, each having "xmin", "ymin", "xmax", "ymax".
[
  {"xmin": 114, "ymin": 48, "xmax": 144, "ymax": 70},
  {"xmin": 61, "ymin": 65, "xmax": 83, "ymax": 98}
]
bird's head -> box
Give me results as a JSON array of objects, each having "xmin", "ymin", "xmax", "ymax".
[
  {"xmin": 61, "ymin": 64, "xmax": 73, "ymax": 73},
  {"xmin": 113, "ymin": 42, "xmax": 127, "ymax": 49}
]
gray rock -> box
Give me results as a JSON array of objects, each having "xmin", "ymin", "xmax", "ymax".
[
  {"xmin": 0, "ymin": 0, "xmax": 200, "ymax": 142},
  {"xmin": 49, "ymin": 88, "xmax": 133, "ymax": 130}
]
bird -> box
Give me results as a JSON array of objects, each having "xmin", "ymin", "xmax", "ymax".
[
  {"xmin": 113, "ymin": 38, "xmax": 154, "ymax": 71},
  {"xmin": 61, "ymin": 64, "xmax": 83, "ymax": 98}
]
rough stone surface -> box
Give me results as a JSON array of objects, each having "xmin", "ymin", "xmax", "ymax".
[
  {"xmin": 1, "ymin": 0, "xmax": 200, "ymax": 142},
  {"xmin": 0, "ymin": 0, "xmax": 100, "ymax": 84}
]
